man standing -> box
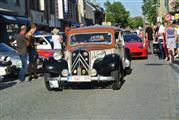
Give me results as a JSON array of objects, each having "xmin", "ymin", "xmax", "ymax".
[
  {"xmin": 26, "ymin": 23, "xmax": 39, "ymax": 81},
  {"xmin": 145, "ymin": 23, "xmax": 154, "ymax": 54},
  {"xmin": 16, "ymin": 25, "xmax": 28, "ymax": 82}
]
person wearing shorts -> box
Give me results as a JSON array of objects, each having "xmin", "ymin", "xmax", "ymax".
[{"xmin": 165, "ymin": 23, "xmax": 177, "ymax": 63}]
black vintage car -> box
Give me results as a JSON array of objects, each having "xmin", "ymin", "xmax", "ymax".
[{"xmin": 43, "ymin": 26, "xmax": 132, "ymax": 91}]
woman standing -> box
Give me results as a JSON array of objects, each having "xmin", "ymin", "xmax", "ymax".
[{"xmin": 165, "ymin": 22, "xmax": 177, "ymax": 63}]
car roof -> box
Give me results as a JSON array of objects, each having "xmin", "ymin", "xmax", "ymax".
[
  {"xmin": 69, "ymin": 26, "xmax": 123, "ymax": 32},
  {"xmin": 35, "ymin": 34, "xmax": 52, "ymax": 37}
]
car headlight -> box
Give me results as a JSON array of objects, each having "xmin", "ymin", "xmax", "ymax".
[
  {"xmin": 53, "ymin": 50, "xmax": 62, "ymax": 60},
  {"xmin": 97, "ymin": 51, "xmax": 106, "ymax": 58},
  {"xmin": 5, "ymin": 56, "xmax": 11, "ymax": 62},
  {"xmin": 17, "ymin": 61, "xmax": 22, "ymax": 67},
  {"xmin": 0, "ymin": 56, "xmax": 5, "ymax": 61}
]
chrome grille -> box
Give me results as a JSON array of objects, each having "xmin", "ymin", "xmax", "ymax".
[{"xmin": 71, "ymin": 50, "xmax": 89, "ymax": 75}]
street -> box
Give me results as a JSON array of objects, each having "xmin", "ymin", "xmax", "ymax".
[{"xmin": 0, "ymin": 55, "xmax": 179, "ymax": 120}]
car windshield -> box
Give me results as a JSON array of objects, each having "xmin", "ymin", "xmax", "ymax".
[
  {"xmin": 124, "ymin": 34, "xmax": 142, "ymax": 42},
  {"xmin": 70, "ymin": 32, "xmax": 112, "ymax": 46},
  {"xmin": 0, "ymin": 43, "xmax": 16, "ymax": 52}
]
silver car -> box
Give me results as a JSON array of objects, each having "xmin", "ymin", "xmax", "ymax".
[{"xmin": 0, "ymin": 43, "xmax": 27, "ymax": 74}]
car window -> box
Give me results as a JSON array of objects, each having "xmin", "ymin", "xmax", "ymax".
[
  {"xmin": 44, "ymin": 36, "xmax": 54, "ymax": 49},
  {"xmin": 35, "ymin": 37, "xmax": 47, "ymax": 45},
  {"xmin": 0, "ymin": 43, "xmax": 16, "ymax": 52},
  {"xmin": 123, "ymin": 34, "xmax": 142, "ymax": 42},
  {"xmin": 70, "ymin": 32, "xmax": 112, "ymax": 46}
]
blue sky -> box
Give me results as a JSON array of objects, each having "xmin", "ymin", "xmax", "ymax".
[{"xmin": 95, "ymin": 0, "xmax": 143, "ymax": 17}]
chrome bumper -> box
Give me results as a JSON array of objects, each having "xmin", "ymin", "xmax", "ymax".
[
  {"xmin": 0, "ymin": 66, "xmax": 10, "ymax": 76},
  {"xmin": 46, "ymin": 76, "xmax": 116, "ymax": 82}
]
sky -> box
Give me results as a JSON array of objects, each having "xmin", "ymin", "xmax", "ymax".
[{"xmin": 95, "ymin": 0, "xmax": 143, "ymax": 17}]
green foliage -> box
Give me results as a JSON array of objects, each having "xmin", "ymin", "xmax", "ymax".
[
  {"xmin": 142, "ymin": 0, "xmax": 158, "ymax": 24},
  {"xmin": 104, "ymin": 1, "xmax": 129, "ymax": 25},
  {"xmin": 128, "ymin": 17, "xmax": 144, "ymax": 28}
]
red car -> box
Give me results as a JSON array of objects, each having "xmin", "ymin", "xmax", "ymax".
[{"xmin": 124, "ymin": 33, "xmax": 148, "ymax": 59}]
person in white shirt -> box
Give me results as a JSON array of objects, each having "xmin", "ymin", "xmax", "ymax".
[
  {"xmin": 51, "ymin": 28, "xmax": 63, "ymax": 49},
  {"xmin": 158, "ymin": 22, "xmax": 168, "ymax": 60}
]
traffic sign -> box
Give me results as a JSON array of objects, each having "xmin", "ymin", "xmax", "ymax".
[{"xmin": 164, "ymin": 14, "xmax": 172, "ymax": 21}]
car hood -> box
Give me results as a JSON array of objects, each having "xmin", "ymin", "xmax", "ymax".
[
  {"xmin": 125, "ymin": 42, "xmax": 143, "ymax": 48},
  {"xmin": 70, "ymin": 45, "xmax": 112, "ymax": 52},
  {"xmin": 0, "ymin": 52, "xmax": 20, "ymax": 60}
]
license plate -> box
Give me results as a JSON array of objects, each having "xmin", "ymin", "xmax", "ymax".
[
  {"xmin": 68, "ymin": 76, "xmax": 91, "ymax": 82},
  {"xmin": 49, "ymin": 81, "xmax": 59, "ymax": 88}
]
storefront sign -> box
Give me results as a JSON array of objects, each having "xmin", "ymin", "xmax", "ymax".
[
  {"xmin": 164, "ymin": 13, "xmax": 172, "ymax": 22},
  {"xmin": 64, "ymin": 0, "xmax": 68, "ymax": 14},
  {"xmin": 55, "ymin": 0, "xmax": 64, "ymax": 19}
]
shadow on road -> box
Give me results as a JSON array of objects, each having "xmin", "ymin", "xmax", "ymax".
[
  {"xmin": 62, "ymin": 80, "xmax": 126, "ymax": 90},
  {"xmin": 0, "ymin": 81, "xmax": 17, "ymax": 90},
  {"xmin": 145, "ymin": 63, "xmax": 163, "ymax": 66}
]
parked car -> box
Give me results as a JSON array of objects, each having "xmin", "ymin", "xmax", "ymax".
[
  {"xmin": 43, "ymin": 26, "xmax": 132, "ymax": 91},
  {"xmin": 124, "ymin": 33, "xmax": 148, "ymax": 58},
  {"xmin": 34, "ymin": 35, "xmax": 55, "ymax": 59},
  {"xmin": 0, "ymin": 59, "xmax": 11, "ymax": 78},
  {"xmin": 0, "ymin": 43, "xmax": 25, "ymax": 74}
]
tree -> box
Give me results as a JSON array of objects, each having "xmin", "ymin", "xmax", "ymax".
[
  {"xmin": 142, "ymin": 0, "xmax": 158, "ymax": 24},
  {"xmin": 104, "ymin": 1, "xmax": 130, "ymax": 26},
  {"xmin": 128, "ymin": 16, "xmax": 144, "ymax": 28}
]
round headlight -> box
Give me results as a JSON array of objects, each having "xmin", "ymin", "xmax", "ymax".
[
  {"xmin": 91, "ymin": 69, "xmax": 97, "ymax": 76},
  {"xmin": 61, "ymin": 69, "xmax": 69, "ymax": 76},
  {"xmin": 53, "ymin": 50, "xmax": 62, "ymax": 60},
  {"xmin": 97, "ymin": 51, "xmax": 106, "ymax": 58},
  {"xmin": 5, "ymin": 56, "xmax": 11, "ymax": 62},
  {"xmin": 0, "ymin": 56, "xmax": 5, "ymax": 61}
]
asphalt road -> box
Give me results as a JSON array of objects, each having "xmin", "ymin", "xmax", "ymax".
[{"xmin": 0, "ymin": 55, "xmax": 179, "ymax": 120}]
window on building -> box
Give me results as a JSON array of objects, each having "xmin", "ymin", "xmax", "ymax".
[
  {"xmin": 50, "ymin": 0, "xmax": 55, "ymax": 14},
  {"xmin": 0, "ymin": 0, "xmax": 7, "ymax": 3},
  {"xmin": 30, "ymin": 0, "xmax": 35, "ymax": 10}
]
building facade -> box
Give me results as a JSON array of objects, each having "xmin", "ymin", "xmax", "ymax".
[{"xmin": 0, "ymin": 0, "xmax": 30, "ymax": 43}]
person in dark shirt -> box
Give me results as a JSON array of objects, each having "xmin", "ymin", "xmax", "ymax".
[
  {"xmin": 16, "ymin": 25, "xmax": 28, "ymax": 82},
  {"xmin": 145, "ymin": 23, "xmax": 154, "ymax": 54},
  {"xmin": 26, "ymin": 23, "xmax": 39, "ymax": 81}
]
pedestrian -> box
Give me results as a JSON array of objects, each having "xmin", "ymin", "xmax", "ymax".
[
  {"xmin": 157, "ymin": 22, "xmax": 166, "ymax": 59},
  {"xmin": 175, "ymin": 22, "xmax": 179, "ymax": 58},
  {"xmin": 51, "ymin": 28, "xmax": 63, "ymax": 50},
  {"xmin": 165, "ymin": 22, "xmax": 177, "ymax": 63},
  {"xmin": 145, "ymin": 23, "xmax": 154, "ymax": 54},
  {"xmin": 26, "ymin": 23, "xmax": 39, "ymax": 81},
  {"xmin": 16, "ymin": 25, "xmax": 28, "ymax": 82}
]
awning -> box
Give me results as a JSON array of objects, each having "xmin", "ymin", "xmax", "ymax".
[
  {"xmin": 0, "ymin": 14, "xmax": 18, "ymax": 23},
  {"xmin": 0, "ymin": 14, "xmax": 30, "ymax": 24},
  {"xmin": 16, "ymin": 16, "xmax": 30, "ymax": 24}
]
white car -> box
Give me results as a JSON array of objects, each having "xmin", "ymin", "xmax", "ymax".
[{"xmin": 34, "ymin": 35, "xmax": 54, "ymax": 50}]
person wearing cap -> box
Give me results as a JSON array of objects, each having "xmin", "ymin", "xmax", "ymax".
[{"xmin": 16, "ymin": 25, "xmax": 28, "ymax": 82}]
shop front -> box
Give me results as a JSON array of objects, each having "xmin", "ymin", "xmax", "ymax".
[{"xmin": 0, "ymin": 13, "xmax": 30, "ymax": 44}]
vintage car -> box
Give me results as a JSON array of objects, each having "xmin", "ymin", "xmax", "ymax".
[{"xmin": 43, "ymin": 26, "xmax": 132, "ymax": 91}]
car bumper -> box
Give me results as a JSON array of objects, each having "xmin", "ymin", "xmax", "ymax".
[
  {"xmin": 46, "ymin": 76, "xmax": 116, "ymax": 82},
  {"xmin": 130, "ymin": 49, "xmax": 148, "ymax": 58},
  {"xmin": 0, "ymin": 66, "xmax": 10, "ymax": 76}
]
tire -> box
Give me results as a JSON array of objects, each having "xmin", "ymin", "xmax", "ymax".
[
  {"xmin": 44, "ymin": 73, "xmax": 53, "ymax": 91},
  {"xmin": 111, "ymin": 68, "xmax": 123, "ymax": 90}
]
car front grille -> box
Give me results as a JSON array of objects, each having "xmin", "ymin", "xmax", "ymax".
[{"xmin": 71, "ymin": 50, "xmax": 89, "ymax": 75}]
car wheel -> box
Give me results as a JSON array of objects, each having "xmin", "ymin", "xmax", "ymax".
[
  {"xmin": 111, "ymin": 68, "xmax": 123, "ymax": 90},
  {"xmin": 44, "ymin": 73, "xmax": 53, "ymax": 91}
]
